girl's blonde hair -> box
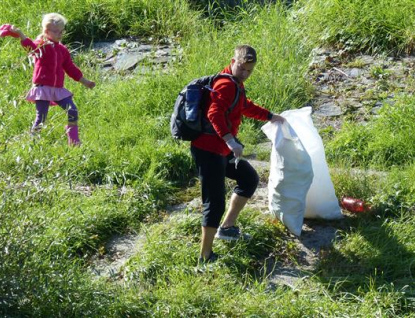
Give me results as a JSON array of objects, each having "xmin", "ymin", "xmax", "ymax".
[{"xmin": 41, "ymin": 13, "xmax": 67, "ymax": 33}]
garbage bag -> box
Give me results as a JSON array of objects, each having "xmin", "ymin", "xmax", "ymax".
[
  {"xmin": 262, "ymin": 120, "xmax": 314, "ymax": 236},
  {"xmin": 280, "ymin": 107, "xmax": 342, "ymax": 219}
]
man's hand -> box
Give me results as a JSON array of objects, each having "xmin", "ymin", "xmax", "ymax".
[
  {"xmin": 226, "ymin": 138, "xmax": 243, "ymax": 158},
  {"xmin": 270, "ymin": 114, "xmax": 285, "ymax": 124}
]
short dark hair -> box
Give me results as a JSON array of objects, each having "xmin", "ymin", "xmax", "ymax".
[{"xmin": 234, "ymin": 45, "xmax": 257, "ymax": 63}]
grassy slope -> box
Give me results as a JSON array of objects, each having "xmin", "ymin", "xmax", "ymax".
[{"xmin": 1, "ymin": 0, "xmax": 415, "ymax": 316}]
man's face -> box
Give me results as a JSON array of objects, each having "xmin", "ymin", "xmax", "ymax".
[{"xmin": 231, "ymin": 59, "xmax": 256, "ymax": 83}]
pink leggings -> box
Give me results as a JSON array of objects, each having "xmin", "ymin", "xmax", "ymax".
[{"xmin": 32, "ymin": 96, "xmax": 78, "ymax": 130}]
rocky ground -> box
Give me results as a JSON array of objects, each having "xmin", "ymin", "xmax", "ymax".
[
  {"xmin": 309, "ymin": 47, "xmax": 415, "ymax": 131},
  {"xmin": 89, "ymin": 41, "xmax": 414, "ymax": 287},
  {"xmin": 90, "ymin": 38, "xmax": 180, "ymax": 77}
]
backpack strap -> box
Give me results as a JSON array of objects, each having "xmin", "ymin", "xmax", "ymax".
[
  {"xmin": 201, "ymin": 73, "xmax": 241, "ymax": 134},
  {"xmin": 210, "ymin": 73, "xmax": 241, "ymax": 115}
]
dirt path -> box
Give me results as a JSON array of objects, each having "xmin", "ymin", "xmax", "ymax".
[
  {"xmin": 89, "ymin": 47, "xmax": 411, "ymax": 286},
  {"xmin": 248, "ymin": 154, "xmax": 343, "ymax": 288},
  {"xmin": 89, "ymin": 153, "xmax": 344, "ymax": 288}
]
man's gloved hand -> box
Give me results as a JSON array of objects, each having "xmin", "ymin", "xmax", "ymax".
[
  {"xmin": 226, "ymin": 138, "xmax": 243, "ymax": 158},
  {"xmin": 229, "ymin": 157, "xmax": 245, "ymax": 169},
  {"xmin": 270, "ymin": 113, "xmax": 285, "ymax": 124}
]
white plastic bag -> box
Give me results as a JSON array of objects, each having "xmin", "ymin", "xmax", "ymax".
[
  {"xmin": 280, "ymin": 107, "xmax": 342, "ymax": 219},
  {"xmin": 261, "ymin": 121, "xmax": 314, "ymax": 236}
]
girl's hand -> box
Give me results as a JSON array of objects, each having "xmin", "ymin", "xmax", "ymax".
[
  {"xmin": 10, "ymin": 25, "xmax": 26, "ymax": 40},
  {"xmin": 80, "ymin": 77, "xmax": 96, "ymax": 89}
]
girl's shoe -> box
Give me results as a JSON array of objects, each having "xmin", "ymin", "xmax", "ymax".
[
  {"xmin": 65, "ymin": 125, "xmax": 81, "ymax": 146},
  {"xmin": 30, "ymin": 126, "xmax": 42, "ymax": 138}
]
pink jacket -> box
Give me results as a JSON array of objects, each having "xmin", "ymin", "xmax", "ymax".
[{"xmin": 20, "ymin": 37, "xmax": 83, "ymax": 88}]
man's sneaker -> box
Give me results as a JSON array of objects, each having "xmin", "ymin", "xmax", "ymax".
[
  {"xmin": 198, "ymin": 251, "xmax": 218, "ymax": 264},
  {"xmin": 215, "ymin": 226, "xmax": 251, "ymax": 241}
]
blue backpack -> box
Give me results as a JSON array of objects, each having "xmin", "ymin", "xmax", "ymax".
[{"xmin": 170, "ymin": 73, "xmax": 240, "ymax": 141}]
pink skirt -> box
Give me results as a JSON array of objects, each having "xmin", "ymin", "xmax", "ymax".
[{"xmin": 26, "ymin": 85, "xmax": 73, "ymax": 106}]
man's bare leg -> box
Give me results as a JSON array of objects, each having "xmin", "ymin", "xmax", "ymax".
[
  {"xmin": 200, "ymin": 226, "xmax": 217, "ymax": 259},
  {"xmin": 220, "ymin": 193, "xmax": 249, "ymax": 228}
]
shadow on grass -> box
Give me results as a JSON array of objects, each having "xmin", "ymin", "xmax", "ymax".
[{"xmin": 317, "ymin": 211, "xmax": 415, "ymax": 309}]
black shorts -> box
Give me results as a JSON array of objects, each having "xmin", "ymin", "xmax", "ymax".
[{"xmin": 191, "ymin": 145, "xmax": 259, "ymax": 228}]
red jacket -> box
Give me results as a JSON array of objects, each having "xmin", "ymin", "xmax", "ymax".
[
  {"xmin": 20, "ymin": 37, "xmax": 83, "ymax": 88},
  {"xmin": 191, "ymin": 66, "xmax": 272, "ymax": 155}
]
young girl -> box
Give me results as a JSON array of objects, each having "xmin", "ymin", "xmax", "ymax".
[{"xmin": 7, "ymin": 13, "xmax": 95, "ymax": 145}]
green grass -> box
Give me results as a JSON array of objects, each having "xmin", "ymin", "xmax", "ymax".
[
  {"xmin": 326, "ymin": 95, "xmax": 415, "ymax": 168},
  {"xmin": 293, "ymin": 0, "xmax": 415, "ymax": 54},
  {"xmin": 1, "ymin": 0, "xmax": 201, "ymax": 42},
  {"xmin": 1, "ymin": 0, "xmax": 415, "ymax": 316}
]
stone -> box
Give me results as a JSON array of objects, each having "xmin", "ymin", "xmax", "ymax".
[
  {"xmin": 92, "ymin": 38, "xmax": 179, "ymax": 74},
  {"xmin": 113, "ymin": 51, "xmax": 146, "ymax": 71},
  {"xmin": 314, "ymin": 102, "xmax": 343, "ymax": 117},
  {"xmin": 349, "ymin": 68, "xmax": 362, "ymax": 78}
]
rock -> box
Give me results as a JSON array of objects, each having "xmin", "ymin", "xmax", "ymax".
[
  {"xmin": 313, "ymin": 102, "xmax": 344, "ymax": 117},
  {"xmin": 113, "ymin": 50, "xmax": 146, "ymax": 71},
  {"xmin": 371, "ymin": 106, "xmax": 382, "ymax": 114},
  {"xmin": 92, "ymin": 38, "xmax": 179, "ymax": 75},
  {"xmin": 307, "ymin": 47, "xmax": 415, "ymax": 131},
  {"xmin": 360, "ymin": 77, "xmax": 376, "ymax": 85},
  {"xmin": 268, "ymin": 219, "xmax": 341, "ymax": 288},
  {"xmin": 359, "ymin": 55, "xmax": 375, "ymax": 65},
  {"xmin": 349, "ymin": 68, "xmax": 362, "ymax": 78},
  {"xmin": 89, "ymin": 234, "xmax": 145, "ymax": 279},
  {"xmin": 337, "ymin": 97, "xmax": 362, "ymax": 110}
]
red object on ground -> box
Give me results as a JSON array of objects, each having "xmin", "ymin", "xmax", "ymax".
[
  {"xmin": 340, "ymin": 196, "xmax": 371, "ymax": 213},
  {"xmin": 0, "ymin": 24, "xmax": 19, "ymax": 38}
]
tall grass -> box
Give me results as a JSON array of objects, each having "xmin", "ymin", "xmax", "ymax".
[
  {"xmin": 293, "ymin": 0, "xmax": 415, "ymax": 54},
  {"xmin": 179, "ymin": 2, "xmax": 313, "ymax": 126},
  {"xmin": 1, "ymin": 0, "xmax": 201, "ymax": 42},
  {"xmin": 326, "ymin": 95, "xmax": 415, "ymax": 168},
  {"xmin": 1, "ymin": 0, "xmax": 415, "ymax": 316}
]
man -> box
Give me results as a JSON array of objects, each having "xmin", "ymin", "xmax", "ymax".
[{"xmin": 191, "ymin": 45, "xmax": 285, "ymax": 263}]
